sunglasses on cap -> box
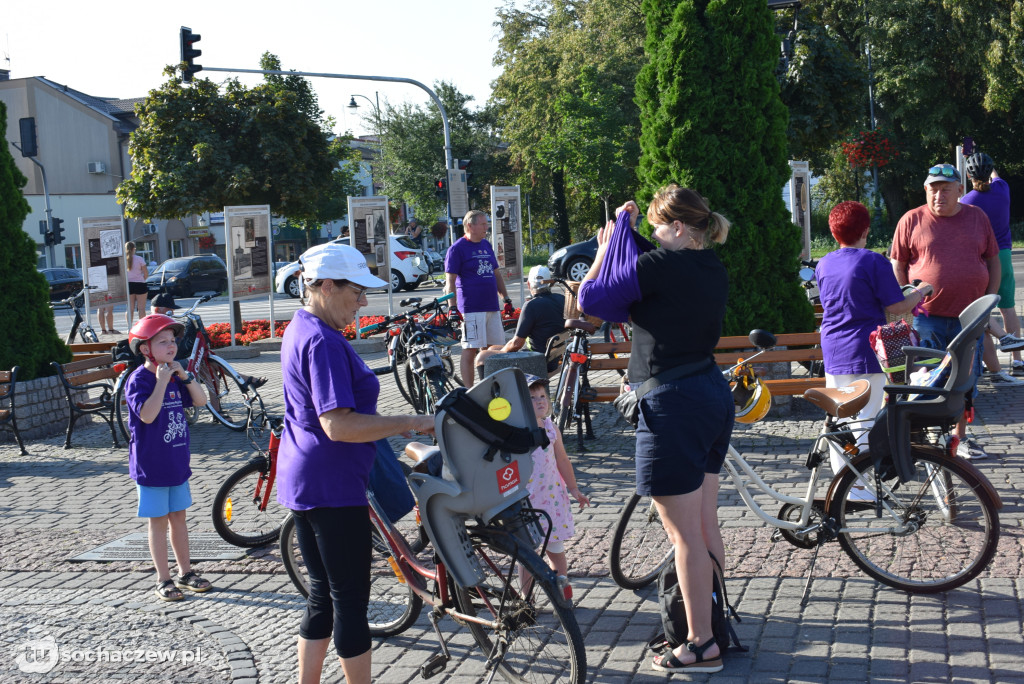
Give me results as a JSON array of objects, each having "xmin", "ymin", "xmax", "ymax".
[{"xmin": 927, "ymin": 165, "xmax": 958, "ymax": 178}]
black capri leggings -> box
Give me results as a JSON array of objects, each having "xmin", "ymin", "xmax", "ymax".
[{"xmin": 291, "ymin": 505, "xmax": 372, "ymax": 658}]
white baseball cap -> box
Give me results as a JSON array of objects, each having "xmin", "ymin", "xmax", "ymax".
[
  {"xmin": 528, "ymin": 265, "xmax": 551, "ymax": 287},
  {"xmin": 299, "ymin": 243, "xmax": 387, "ymax": 288}
]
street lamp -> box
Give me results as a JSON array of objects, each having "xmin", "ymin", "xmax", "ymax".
[{"xmin": 348, "ymin": 92, "xmax": 383, "ymax": 195}]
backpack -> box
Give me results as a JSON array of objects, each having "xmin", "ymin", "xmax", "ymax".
[
  {"xmin": 648, "ymin": 552, "xmax": 746, "ymax": 656},
  {"xmin": 869, "ymin": 318, "xmax": 921, "ymax": 384}
]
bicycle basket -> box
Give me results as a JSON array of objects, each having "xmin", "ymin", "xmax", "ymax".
[
  {"xmin": 408, "ymin": 367, "xmax": 547, "ymax": 588},
  {"xmin": 408, "ymin": 343, "xmax": 443, "ymax": 374}
]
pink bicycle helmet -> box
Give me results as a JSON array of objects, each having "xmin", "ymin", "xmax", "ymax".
[{"xmin": 128, "ymin": 314, "xmax": 184, "ymax": 355}]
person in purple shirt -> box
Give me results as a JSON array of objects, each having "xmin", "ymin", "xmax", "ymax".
[
  {"xmin": 124, "ymin": 314, "xmax": 210, "ymax": 602},
  {"xmin": 277, "ymin": 242, "xmax": 434, "ymax": 684},
  {"xmin": 816, "ymin": 201, "xmax": 930, "ymax": 477},
  {"xmin": 445, "ymin": 209, "xmax": 512, "ymax": 385},
  {"xmin": 960, "ymin": 152, "xmax": 1024, "ymax": 380}
]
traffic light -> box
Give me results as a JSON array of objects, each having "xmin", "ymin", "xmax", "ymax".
[
  {"xmin": 180, "ymin": 27, "xmax": 203, "ymax": 82},
  {"xmin": 51, "ymin": 217, "xmax": 66, "ymax": 245},
  {"xmin": 434, "ymin": 178, "xmax": 447, "ymax": 199}
]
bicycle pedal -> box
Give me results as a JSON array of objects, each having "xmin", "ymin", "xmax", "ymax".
[
  {"xmin": 770, "ymin": 530, "xmax": 784, "ymax": 543},
  {"xmin": 420, "ymin": 653, "xmax": 449, "ymax": 679}
]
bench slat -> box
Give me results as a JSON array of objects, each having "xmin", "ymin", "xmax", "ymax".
[
  {"xmin": 59, "ymin": 354, "xmax": 114, "ymax": 374},
  {"xmin": 66, "ymin": 368, "xmax": 119, "ymax": 387},
  {"xmin": 69, "ymin": 342, "xmax": 115, "ymax": 354}
]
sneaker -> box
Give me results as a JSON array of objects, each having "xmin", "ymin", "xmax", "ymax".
[
  {"xmin": 985, "ymin": 370, "xmax": 1024, "ymax": 387},
  {"xmin": 997, "ymin": 333, "xmax": 1024, "ymax": 352},
  {"xmin": 1012, "ymin": 360, "xmax": 1024, "ymax": 377},
  {"xmin": 956, "ymin": 438, "xmax": 988, "ymax": 460}
]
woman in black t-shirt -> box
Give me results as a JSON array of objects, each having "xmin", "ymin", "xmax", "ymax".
[{"xmin": 587, "ymin": 185, "xmax": 732, "ymax": 673}]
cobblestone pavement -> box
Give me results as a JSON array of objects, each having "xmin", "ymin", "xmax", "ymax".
[{"xmin": 1, "ymin": 340, "xmax": 1023, "ymax": 683}]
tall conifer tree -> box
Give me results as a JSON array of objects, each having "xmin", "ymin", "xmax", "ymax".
[{"xmin": 637, "ymin": 0, "xmax": 813, "ymax": 334}]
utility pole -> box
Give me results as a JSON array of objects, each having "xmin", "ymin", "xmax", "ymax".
[{"xmin": 10, "ymin": 140, "xmax": 55, "ymax": 266}]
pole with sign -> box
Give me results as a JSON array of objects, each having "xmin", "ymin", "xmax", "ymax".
[
  {"xmin": 223, "ymin": 205, "xmax": 273, "ymax": 346},
  {"xmin": 81, "ymin": 216, "xmax": 128, "ymax": 327},
  {"xmin": 490, "ymin": 186, "xmax": 525, "ymax": 304},
  {"xmin": 347, "ymin": 196, "xmax": 394, "ymax": 323}
]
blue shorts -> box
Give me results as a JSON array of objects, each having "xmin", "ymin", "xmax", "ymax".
[
  {"xmin": 913, "ymin": 314, "xmax": 983, "ymax": 399},
  {"xmin": 137, "ymin": 482, "xmax": 192, "ymax": 518},
  {"xmin": 634, "ymin": 366, "xmax": 735, "ymax": 497}
]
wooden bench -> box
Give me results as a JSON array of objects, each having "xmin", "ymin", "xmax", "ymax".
[
  {"xmin": 68, "ymin": 342, "xmax": 118, "ymax": 361},
  {"xmin": 51, "ymin": 353, "xmax": 124, "ymax": 448},
  {"xmin": 581, "ymin": 332, "xmax": 825, "ymax": 403},
  {"xmin": 0, "ymin": 366, "xmax": 27, "ymax": 455}
]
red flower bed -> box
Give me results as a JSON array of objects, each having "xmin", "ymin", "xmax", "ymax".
[{"xmin": 205, "ymin": 316, "xmax": 391, "ymax": 348}]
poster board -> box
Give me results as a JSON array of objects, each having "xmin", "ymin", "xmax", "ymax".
[
  {"xmin": 80, "ymin": 216, "xmax": 126, "ymax": 315},
  {"xmin": 224, "ymin": 205, "xmax": 273, "ymax": 299},
  {"xmin": 788, "ymin": 161, "xmax": 812, "ymax": 261},
  {"xmin": 346, "ymin": 196, "xmax": 392, "ymax": 287},
  {"xmin": 490, "ymin": 186, "xmax": 523, "ymax": 284}
]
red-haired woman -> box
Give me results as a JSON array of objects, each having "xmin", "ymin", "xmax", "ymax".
[{"xmin": 816, "ymin": 201, "xmax": 931, "ymax": 477}]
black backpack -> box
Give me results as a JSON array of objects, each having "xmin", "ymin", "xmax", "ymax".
[{"xmin": 648, "ymin": 552, "xmax": 746, "ymax": 656}]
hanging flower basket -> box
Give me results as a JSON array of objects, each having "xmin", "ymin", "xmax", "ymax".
[
  {"xmin": 198, "ymin": 235, "xmax": 216, "ymax": 250},
  {"xmin": 841, "ymin": 129, "xmax": 899, "ymax": 169}
]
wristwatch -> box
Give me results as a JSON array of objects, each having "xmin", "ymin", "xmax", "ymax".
[{"xmin": 179, "ymin": 372, "xmax": 194, "ymax": 385}]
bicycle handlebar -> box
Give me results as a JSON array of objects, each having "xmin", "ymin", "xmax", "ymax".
[
  {"xmin": 359, "ymin": 293, "xmax": 456, "ymax": 334},
  {"xmin": 54, "ymin": 285, "xmax": 98, "ymax": 308},
  {"xmin": 169, "ymin": 293, "xmax": 215, "ymax": 320}
]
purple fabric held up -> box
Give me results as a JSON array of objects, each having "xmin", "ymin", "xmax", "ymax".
[{"xmin": 577, "ymin": 211, "xmax": 655, "ymax": 323}]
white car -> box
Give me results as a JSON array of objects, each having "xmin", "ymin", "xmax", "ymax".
[{"xmin": 275, "ymin": 234, "xmax": 429, "ymax": 298}]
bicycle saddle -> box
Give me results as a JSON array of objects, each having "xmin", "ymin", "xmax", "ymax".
[
  {"xmin": 565, "ymin": 319, "xmax": 597, "ymax": 334},
  {"xmin": 802, "ymin": 380, "xmax": 871, "ymax": 419},
  {"xmin": 399, "ymin": 297, "xmax": 423, "ymax": 308}
]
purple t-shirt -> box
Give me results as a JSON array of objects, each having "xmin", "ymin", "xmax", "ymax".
[
  {"xmin": 276, "ymin": 309, "xmax": 380, "ymax": 510},
  {"xmin": 444, "ymin": 237, "xmax": 500, "ymax": 313},
  {"xmin": 125, "ymin": 366, "xmax": 194, "ymax": 487},
  {"xmin": 961, "ymin": 178, "xmax": 1011, "ymax": 250},
  {"xmin": 816, "ymin": 248, "xmax": 905, "ymax": 375}
]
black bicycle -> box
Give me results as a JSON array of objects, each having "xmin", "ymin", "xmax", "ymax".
[{"xmin": 52, "ymin": 285, "xmax": 99, "ymax": 345}]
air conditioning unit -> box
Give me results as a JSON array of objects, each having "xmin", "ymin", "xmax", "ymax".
[
  {"xmin": 87, "ymin": 161, "xmax": 106, "ymax": 174},
  {"xmin": 144, "ymin": 224, "xmax": 158, "ymax": 235}
]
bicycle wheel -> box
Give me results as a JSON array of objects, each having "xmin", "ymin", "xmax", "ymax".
[
  {"xmin": 114, "ymin": 375, "xmax": 131, "ymax": 444},
  {"xmin": 424, "ymin": 369, "xmax": 455, "ymax": 414},
  {"xmin": 279, "ymin": 514, "xmax": 424, "ymax": 637},
  {"xmin": 557, "ymin": 364, "xmax": 580, "ymax": 432},
  {"xmin": 79, "ymin": 326, "xmax": 99, "ymax": 344},
  {"xmin": 829, "ymin": 447, "xmax": 1000, "ymax": 593},
  {"xmin": 453, "ymin": 527, "xmax": 586, "ymax": 683},
  {"xmin": 212, "ymin": 458, "xmax": 283, "ymax": 547},
  {"xmin": 608, "ymin": 493, "xmax": 673, "ymax": 590},
  {"xmin": 392, "ymin": 343, "xmax": 415, "ymax": 408},
  {"xmin": 201, "ymin": 355, "xmax": 255, "ymax": 430}
]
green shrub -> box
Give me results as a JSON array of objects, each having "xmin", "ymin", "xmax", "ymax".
[{"xmin": 0, "ymin": 102, "xmax": 71, "ymax": 379}]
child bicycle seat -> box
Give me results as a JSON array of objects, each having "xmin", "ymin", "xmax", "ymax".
[
  {"xmin": 409, "ymin": 367, "xmax": 550, "ymax": 588},
  {"xmin": 868, "ymin": 294, "xmax": 998, "ymax": 483}
]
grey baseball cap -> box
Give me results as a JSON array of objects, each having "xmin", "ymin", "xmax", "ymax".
[{"xmin": 924, "ymin": 163, "xmax": 961, "ymax": 185}]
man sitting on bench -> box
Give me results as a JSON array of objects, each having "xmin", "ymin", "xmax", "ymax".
[{"xmin": 474, "ymin": 266, "xmax": 566, "ymax": 382}]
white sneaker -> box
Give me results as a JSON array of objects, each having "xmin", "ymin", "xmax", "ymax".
[
  {"xmin": 1012, "ymin": 360, "xmax": 1024, "ymax": 377},
  {"xmin": 956, "ymin": 438, "xmax": 988, "ymax": 460},
  {"xmin": 985, "ymin": 370, "xmax": 1024, "ymax": 387},
  {"xmin": 997, "ymin": 333, "xmax": 1024, "ymax": 352}
]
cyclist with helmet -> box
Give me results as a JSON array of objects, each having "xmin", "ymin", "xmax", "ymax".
[
  {"xmin": 587, "ymin": 186, "xmax": 732, "ymax": 673},
  {"xmin": 123, "ymin": 314, "xmax": 211, "ymax": 602},
  {"xmin": 816, "ymin": 201, "xmax": 931, "ymax": 477},
  {"xmin": 961, "ymin": 151, "xmax": 1024, "ymax": 381},
  {"xmin": 473, "ymin": 265, "xmax": 567, "ymax": 380}
]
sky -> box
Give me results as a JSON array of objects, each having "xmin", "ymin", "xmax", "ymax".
[{"xmin": 5, "ymin": 0, "xmax": 507, "ymax": 137}]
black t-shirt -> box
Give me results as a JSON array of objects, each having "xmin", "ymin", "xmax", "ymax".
[
  {"xmin": 515, "ymin": 291, "xmax": 565, "ymax": 353},
  {"xmin": 627, "ymin": 248, "xmax": 728, "ymax": 384}
]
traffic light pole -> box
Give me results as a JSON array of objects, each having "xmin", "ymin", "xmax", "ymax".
[
  {"xmin": 11, "ymin": 142, "xmax": 55, "ymax": 266},
  {"xmin": 199, "ymin": 66, "xmax": 456, "ymax": 242}
]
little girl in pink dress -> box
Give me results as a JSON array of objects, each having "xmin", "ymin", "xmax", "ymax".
[{"xmin": 524, "ymin": 374, "xmax": 590, "ymax": 596}]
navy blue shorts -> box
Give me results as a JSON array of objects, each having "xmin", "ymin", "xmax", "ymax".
[{"xmin": 634, "ymin": 366, "xmax": 735, "ymax": 497}]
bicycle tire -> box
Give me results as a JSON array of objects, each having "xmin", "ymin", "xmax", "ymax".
[
  {"xmin": 453, "ymin": 527, "xmax": 586, "ymax": 683},
  {"xmin": 557, "ymin": 364, "xmax": 579, "ymax": 433},
  {"xmin": 212, "ymin": 458, "xmax": 283, "ymax": 547},
  {"xmin": 279, "ymin": 514, "xmax": 424, "ymax": 637},
  {"xmin": 114, "ymin": 374, "xmax": 131, "ymax": 444},
  {"xmin": 391, "ymin": 342, "xmax": 415, "ymax": 408},
  {"xmin": 201, "ymin": 356, "xmax": 256, "ymax": 431},
  {"xmin": 425, "ymin": 369, "xmax": 455, "ymax": 414},
  {"xmin": 551, "ymin": 351, "xmax": 573, "ymax": 423},
  {"xmin": 828, "ymin": 447, "xmax": 1000, "ymax": 593},
  {"xmin": 608, "ymin": 493, "xmax": 673, "ymax": 590}
]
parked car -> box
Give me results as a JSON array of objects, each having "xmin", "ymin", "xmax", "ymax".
[
  {"xmin": 40, "ymin": 268, "xmax": 83, "ymax": 302},
  {"xmin": 275, "ymin": 235, "xmax": 429, "ymax": 298},
  {"xmin": 146, "ymin": 254, "xmax": 228, "ymax": 298},
  {"xmin": 547, "ymin": 237, "xmax": 597, "ymax": 282}
]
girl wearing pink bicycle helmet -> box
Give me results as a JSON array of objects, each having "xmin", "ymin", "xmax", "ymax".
[{"xmin": 124, "ymin": 314, "xmax": 210, "ymax": 602}]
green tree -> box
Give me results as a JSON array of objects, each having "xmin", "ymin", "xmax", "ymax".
[
  {"xmin": 117, "ymin": 54, "xmax": 361, "ymax": 244},
  {"xmin": 374, "ymin": 82, "xmax": 505, "ymax": 222},
  {"xmin": 637, "ymin": 0, "xmax": 813, "ymax": 335},
  {"xmin": 0, "ymin": 102, "xmax": 71, "ymax": 379}
]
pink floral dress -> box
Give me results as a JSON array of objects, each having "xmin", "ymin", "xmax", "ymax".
[{"xmin": 526, "ymin": 417, "xmax": 575, "ymax": 543}]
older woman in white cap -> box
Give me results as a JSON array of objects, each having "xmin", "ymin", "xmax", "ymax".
[{"xmin": 276, "ymin": 242, "xmax": 434, "ymax": 684}]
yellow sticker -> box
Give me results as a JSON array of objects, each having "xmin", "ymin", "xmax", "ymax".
[{"xmin": 487, "ymin": 397, "xmax": 512, "ymax": 422}]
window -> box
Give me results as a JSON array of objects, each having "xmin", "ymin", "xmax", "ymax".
[
  {"xmin": 169, "ymin": 239, "xmax": 184, "ymax": 258},
  {"xmin": 64, "ymin": 244, "xmax": 82, "ymax": 269},
  {"xmin": 137, "ymin": 242, "xmax": 155, "ymax": 265}
]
